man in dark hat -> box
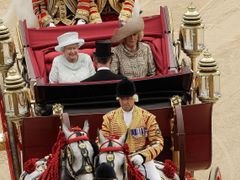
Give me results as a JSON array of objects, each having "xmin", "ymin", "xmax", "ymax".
[
  {"xmin": 82, "ymin": 40, "xmax": 124, "ymax": 82},
  {"xmin": 101, "ymin": 78, "xmax": 164, "ymax": 179},
  {"xmin": 94, "ymin": 163, "xmax": 117, "ymax": 180}
]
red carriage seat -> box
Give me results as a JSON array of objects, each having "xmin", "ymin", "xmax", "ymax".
[{"xmin": 23, "ymin": 7, "xmax": 174, "ymax": 83}]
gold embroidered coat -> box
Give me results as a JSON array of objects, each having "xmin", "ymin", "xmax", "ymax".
[
  {"xmin": 32, "ymin": 0, "xmax": 90, "ymax": 27},
  {"xmin": 102, "ymin": 105, "xmax": 164, "ymax": 162},
  {"xmin": 89, "ymin": 0, "xmax": 135, "ymax": 23}
]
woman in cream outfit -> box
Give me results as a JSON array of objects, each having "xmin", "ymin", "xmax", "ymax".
[{"xmin": 49, "ymin": 32, "xmax": 95, "ymax": 83}]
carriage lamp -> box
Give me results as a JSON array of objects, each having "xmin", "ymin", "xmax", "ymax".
[
  {"xmin": 2, "ymin": 67, "xmax": 30, "ymax": 178},
  {"xmin": 179, "ymin": 3, "xmax": 205, "ymax": 72},
  {"xmin": 196, "ymin": 50, "xmax": 221, "ymax": 103},
  {"xmin": 3, "ymin": 67, "xmax": 29, "ymax": 119},
  {"xmin": 0, "ymin": 19, "xmax": 15, "ymax": 80},
  {"xmin": 3, "ymin": 67, "xmax": 30, "ymax": 142}
]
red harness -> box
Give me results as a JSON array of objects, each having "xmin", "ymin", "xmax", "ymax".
[
  {"xmin": 99, "ymin": 138, "xmax": 124, "ymax": 153},
  {"xmin": 67, "ymin": 127, "xmax": 89, "ymax": 144},
  {"xmin": 99, "ymin": 137, "xmax": 145, "ymax": 180}
]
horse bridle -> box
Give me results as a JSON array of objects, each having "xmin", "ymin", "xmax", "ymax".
[
  {"xmin": 99, "ymin": 138, "xmax": 127, "ymax": 178},
  {"xmin": 64, "ymin": 128, "xmax": 93, "ymax": 178}
]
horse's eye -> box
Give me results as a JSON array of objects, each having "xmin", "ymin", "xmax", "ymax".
[
  {"xmin": 106, "ymin": 154, "xmax": 115, "ymax": 162},
  {"xmin": 79, "ymin": 143, "xmax": 86, "ymax": 149}
]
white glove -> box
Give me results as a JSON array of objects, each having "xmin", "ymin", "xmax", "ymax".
[
  {"xmin": 77, "ymin": 19, "xmax": 86, "ymax": 25},
  {"xmin": 48, "ymin": 22, "xmax": 56, "ymax": 27},
  {"xmin": 131, "ymin": 154, "xmax": 144, "ymax": 166}
]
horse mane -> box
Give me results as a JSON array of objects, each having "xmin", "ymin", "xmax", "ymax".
[{"xmin": 39, "ymin": 130, "xmax": 67, "ymax": 180}]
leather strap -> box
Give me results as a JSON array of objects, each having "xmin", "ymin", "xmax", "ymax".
[{"xmin": 175, "ymin": 105, "xmax": 185, "ymax": 180}]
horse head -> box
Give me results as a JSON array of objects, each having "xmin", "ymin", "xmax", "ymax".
[
  {"xmin": 20, "ymin": 120, "xmax": 95, "ymax": 180},
  {"xmin": 97, "ymin": 130, "xmax": 128, "ymax": 180},
  {"xmin": 61, "ymin": 120, "xmax": 94, "ymax": 180}
]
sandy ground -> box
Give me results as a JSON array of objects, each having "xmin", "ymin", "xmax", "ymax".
[{"xmin": 1, "ymin": 0, "xmax": 240, "ymax": 179}]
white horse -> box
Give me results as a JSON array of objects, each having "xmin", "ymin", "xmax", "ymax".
[
  {"xmin": 20, "ymin": 120, "xmax": 95, "ymax": 180},
  {"xmin": 97, "ymin": 131, "xmax": 128, "ymax": 180},
  {"xmin": 97, "ymin": 131, "xmax": 180, "ymax": 180}
]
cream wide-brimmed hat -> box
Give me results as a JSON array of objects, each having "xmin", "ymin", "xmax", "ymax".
[
  {"xmin": 55, "ymin": 32, "xmax": 85, "ymax": 52},
  {"xmin": 111, "ymin": 17, "xmax": 144, "ymax": 43}
]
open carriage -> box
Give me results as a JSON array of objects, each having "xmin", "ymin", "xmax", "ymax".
[{"xmin": 0, "ymin": 4, "xmax": 222, "ymax": 180}]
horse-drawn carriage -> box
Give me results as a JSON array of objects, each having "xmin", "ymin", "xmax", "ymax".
[{"xmin": 0, "ymin": 4, "xmax": 222, "ymax": 180}]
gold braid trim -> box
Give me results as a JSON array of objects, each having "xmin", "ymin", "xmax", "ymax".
[
  {"xmin": 32, "ymin": 0, "xmax": 54, "ymax": 27},
  {"xmin": 42, "ymin": 13, "xmax": 54, "ymax": 27},
  {"xmin": 119, "ymin": 0, "xmax": 134, "ymax": 21},
  {"xmin": 89, "ymin": 1, "xmax": 102, "ymax": 23},
  {"xmin": 119, "ymin": 10, "xmax": 131, "ymax": 21},
  {"xmin": 75, "ymin": 9, "xmax": 90, "ymax": 22},
  {"xmin": 75, "ymin": 1, "xmax": 91, "ymax": 22}
]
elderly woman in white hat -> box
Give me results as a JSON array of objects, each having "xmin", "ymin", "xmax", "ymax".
[
  {"xmin": 110, "ymin": 17, "xmax": 156, "ymax": 79},
  {"xmin": 49, "ymin": 32, "xmax": 95, "ymax": 83}
]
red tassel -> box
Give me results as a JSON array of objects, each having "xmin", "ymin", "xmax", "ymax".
[
  {"xmin": 123, "ymin": 144, "xmax": 145, "ymax": 180},
  {"xmin": 163, "ymin": 159, "xmax": 177, "ymax": 178},
  {"xmin": 23, "ymin": 158, "xmax": 38, "ymax": 174},
  {"xmin": 39, "ymin": 131, "xmax": 67, "ymax": 180}
]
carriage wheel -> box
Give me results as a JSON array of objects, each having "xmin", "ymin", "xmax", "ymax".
[{"xmin": 208, "ymin": 166, "xmax": 222, "ymax": 180}]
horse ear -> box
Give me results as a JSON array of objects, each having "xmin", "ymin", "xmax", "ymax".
[
  {"xmin": 62, "ymin": 123, "xmax": 71, "ymax": 138},
  {"xmin": 83, "ymin": 120, "xmax": 89, "ymax": 133},
  {"xmin": 98, "ymin": 129, "xmax": 106, "ymax": 144},
  {"xmin": 119, "ymin": 130, "xmax": 128, "ymax": 145}
]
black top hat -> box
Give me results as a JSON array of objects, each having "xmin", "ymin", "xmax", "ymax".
[
  {"xmin": 94, "ymin": 163, "xmax": 117, "ymax": 179},
  {"xmin": 94, "ymin": 40, "xmax": 113, "ymax": 59},
  {"xmin": 116, "ymin": 78, "xmax": 136, "ymax": 97}
]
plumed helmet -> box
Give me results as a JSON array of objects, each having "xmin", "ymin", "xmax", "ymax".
[
  {"xmin": 94, "ymin": 163, "xmax": 117, "ymax": 179},
  {"xmin": 116, "ymin": 78, "xmax": 136, "ymax": 97}
]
